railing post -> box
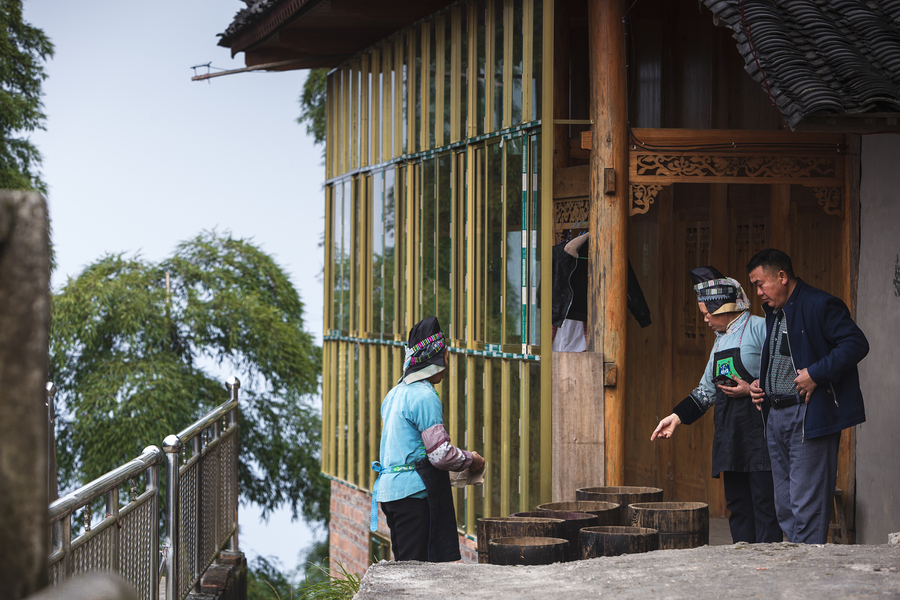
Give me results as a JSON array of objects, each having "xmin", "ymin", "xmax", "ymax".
[
  {"xmin": 225, "ymin": 376, "xmax": 240, "ymax": 552},
  {"xmin": 145, "ymin": 447, "xmax": 161, "ymax": 600},
  {"xmin": 163, "ymin": 434, "xmax": 182, "ymax": 600},
  {"xmin": 46, "ymin": 382, "xmax": 58, "ymax": 504},
  {"xmin": 47, "ymin": 382, "xmax": 62, "ymax": 556},
  {"xmin": 107, "ymin": 487, "xmax": 119, "ymax": 573}
]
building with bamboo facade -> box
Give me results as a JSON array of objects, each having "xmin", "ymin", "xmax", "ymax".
[{"xmin": 216, "ymin": 0, "xmax": 900, "ymax": 571}]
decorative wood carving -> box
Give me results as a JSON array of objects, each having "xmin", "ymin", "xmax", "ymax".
[
  {"xmin": 554, "ymin": 197, "xmax": 590, "ymax": 226},
  {"xmin": 811, "ymin": 186, "xmax": 844, "ymax": 217},
  {"xmin": 634, "ymin": 154, "xmax": 837, "ymax": 180},
  {"xmin": 630, "ymin": 184, "xmax": 665, "ymax": 216}
]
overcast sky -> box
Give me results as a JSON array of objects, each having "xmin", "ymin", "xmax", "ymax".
[{"xmin": 24, "ymin": 0, "xmax": 325, "ymax": 571}]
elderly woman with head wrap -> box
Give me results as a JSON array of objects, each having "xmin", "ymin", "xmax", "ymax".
[
  {"xmin": 370, "ymin": 316, "xmax": 485, "ymax": 562},
  {"xmin": 651, "ymin": 267, "xmax": 782, "ymax": 544}
]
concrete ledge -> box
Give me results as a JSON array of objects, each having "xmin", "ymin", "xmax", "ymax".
[{"xmin": 356, "ymin": 543, "xmax": 900, "ymax": 599}]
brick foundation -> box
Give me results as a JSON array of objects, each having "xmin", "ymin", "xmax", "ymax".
[{"xmin": 329, "ymin": 480, "xmax": 477, "ymax": 576}]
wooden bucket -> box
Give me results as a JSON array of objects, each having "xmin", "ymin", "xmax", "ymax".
[
  {"xmin": 487, "ymin": 536, "xmax": 569, "ymax": 566},
  {"xmin": 511, "ymin": 510, "xmax": 598, "ymax": 561},
  {"xmin": 575, "ymin": 486, "xmax": 664, "ymax": 525},
  {"xmin": 628, "ymin": 502, "xmax": 709, "ymax": 549},
  {"xmin": 476, "ymin": 517, "xmax": 565, "ymax": 564},
  {"xmin": 536, "ymin": 501, "xmax": 620, "ymax": 526},
  {"xmin": 579, "ymin": 526, "xmax": 660, "ymax": 559}
]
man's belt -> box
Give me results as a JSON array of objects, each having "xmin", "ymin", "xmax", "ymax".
[{"xmin": 768, "ymin": 393, "xmax": 802, "ymax": 409}]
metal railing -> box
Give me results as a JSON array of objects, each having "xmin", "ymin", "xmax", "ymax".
[
  {"xmin": 48, "ymin": 446, "xmax": 163, "ymax": 600},
  {"xmin": 47, "ymin": 377, "xmax": 241, "ymax": 600},
  {"xmin": 164, "ymin": 376, "xmax": 240, "ymax": 600}
]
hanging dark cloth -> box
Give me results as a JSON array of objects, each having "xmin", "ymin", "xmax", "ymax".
[{"xmin": 415, "ymin": 458, "xmax": 461, "ymax": 562}]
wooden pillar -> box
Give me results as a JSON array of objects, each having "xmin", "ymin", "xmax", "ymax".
[
  {"xmin": 588, "ymin": 0, "xmax": 629, "ymax": 486},
  {"xmin": 553, "ymin": 0, "xmax": 570, "ymax": 170}
]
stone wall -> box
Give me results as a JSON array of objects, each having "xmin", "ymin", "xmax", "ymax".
[
  {"xmin": 856, "ymin": 133, "xmax": 900, "ymax": 544},
  {"xmin": 329, "ymin": 480, "xmax": 477, "ymax": 576}
]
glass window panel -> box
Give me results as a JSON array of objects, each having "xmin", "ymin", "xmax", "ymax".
[
  {"xmin": 402, "ymin": 33, "xmax": 409, "ymax": 156},
  {"xmin": 372, "ymin": 171, "xmax": 384, "ymax": 336},
  {"xmin": 485, "ymin": 143, "xmax": 503, "ymax": 344},
  {"xmin": 415, "ymin": 29, "xmax": 422, "ymax": 153},
  {"xmin": 528, "ymin": 361, "xmax": 541, "ymax": 506},
  {"xmin": 532, "ymin": 0, "xmax": 543, "ymax": 122},
  {"xmin": 512, "ymin": 0, "xmax": 523, "ymax": 125},
  {"xmin": 528, "ymin": 133, "xmax": 541, "ymax": 346},
  {"xmin": 437, "ymin": 153, "xmax": 453, "ymax": 334},
  {"xmin": 487, "ymin": 359, "xmax": 502, "ymax": 517},
  {"xmin": 458, "ymin": 7, "xmax": 468, "ymax": 141},
  {"xmin": 332, "ymin": 183, "xmax": 342, "ymax": 332},
  {"xmin": 477, "ymin": 0, "xmax": 486, "ymax": 136},
  {"xmin": 507, "ymin": 363, "xmax": 521, "ymax": 515},
  {"xmin": 471, "ymin": 356, "xmax": 485, "ymax": 522},
  {"xmin": 368, "ymin": 64, "xmax": 374, "ymax": 165},
  {"xmin": 444, "ymin": 17, "xmax": 452, "ymax": 143},
  {"xmin": 397, "ymin": 165, "xmax": 407, "ymax": 334},
  {"xmin": 492, "ymin": 0, "xmax": 504, "ymax": 132},
  {"xmin": 503, "ymin": 137, "xmax": 523, "ymax": 345},
  {"xmin": 429, "ymin": 21, "xmax": 437, "ymax": 150},
  {"xmin": 421, "ymin": 158, "xmax": 436, "ymax": 317},
  {"xmin": 352, "ymin": 177, "xmax": 361, "ymax": 332},
  {"xmin": 383, "ymin": 44, "xmax": 393, "ymax": 160},
  {"xmin": 383, "ymin": 168, "xmax": 396, "ymax": 337},
  {"xmin": 342, "ymin": 179, "xmax": 353, "ymax": 332}
]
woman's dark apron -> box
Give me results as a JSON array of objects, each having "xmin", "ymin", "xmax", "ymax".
[
  {"xmin": 710, "ymin": 339, "xmax": 772, "ymax": 477},
  {"xmin": 415, "ymin": 458, "xmax": 461, "ymax": 562}
]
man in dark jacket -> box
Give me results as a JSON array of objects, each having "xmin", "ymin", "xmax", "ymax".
[{"xmin": 747, "ymin": 249, "xmax": 868, "ymax": 544}]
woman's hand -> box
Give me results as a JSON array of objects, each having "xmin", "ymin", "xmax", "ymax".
[
  {"xmin": 651, "ymin": 413, "xmax": 681, "ymax": 440},
  {"xmin": 717, "ymin": 377, "xmax": 751, "ymax": 398},
  {"xmin": 470, "ymin": 451, "xmax": 485, "ymax": 474}
]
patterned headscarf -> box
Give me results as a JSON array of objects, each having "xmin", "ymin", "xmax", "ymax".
[
  {"xmin": 689, "ymin": 266, "xmax": 750, "ymax": 315},
  {"xmin": 400, "ymin": 316, "xmax": 447, "ymax": 384}
]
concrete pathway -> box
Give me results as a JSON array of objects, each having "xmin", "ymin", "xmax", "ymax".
[{"xmin": 356, "ymin": 542, "xmax": 900, "ymax": 599}]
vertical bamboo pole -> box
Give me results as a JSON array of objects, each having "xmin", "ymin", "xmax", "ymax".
[
  {"xmin": 484, "ymin": 359, "xmax": 494, "ymax": 517},
  {"xmin": 540, "ymin": 0, "xmax": 555, "ymax": 504},
  {"xmin": 588, "ymin": 0, "xmax": 628, "ymax": 486},
  {"xmin": 329, "ymin": 342, "xmax": 339, "ymax": 476}
]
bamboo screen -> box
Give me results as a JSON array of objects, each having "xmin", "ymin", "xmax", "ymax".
[{"xmin": 322, "ymin": 0, "xmax": 553, "ymax": 537}]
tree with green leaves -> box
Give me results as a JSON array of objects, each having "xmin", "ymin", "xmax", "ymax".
[
  {"xmin": 50, "ymin": 231, "xmax": 329, "ymax": 523},
  {"xmin": 298, "ymin": 69, "xmax": 327, "ymax": 149},
  {"xmin": 0, "ymin": 0, "xmax": 53, "ymax": 192}
]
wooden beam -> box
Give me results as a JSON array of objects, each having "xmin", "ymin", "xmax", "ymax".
[
  {"xmin": 588, "ymin": 0, "xmax": 629, "ymax": 487},
  {"xmin": 553, "ymin": 165, "xmax": 590, "ymax": 199},
  {"xmin": 553, "ymin": 0, "xmax": 570, "ymax": 169}
]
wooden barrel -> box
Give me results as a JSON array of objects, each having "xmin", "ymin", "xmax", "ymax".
[
  {"xmin": 579, "ymin": 526, "xmax": 660, "ymax": 559},
  {"xmin": 511, "ymin": 510, "xmax": 598, "ymax": 561},
  {"xmin": 536, "ymin": 501, "xmax": 620, "ymax": 526},
  {"xmin": 476, "ymin": 517, "xmax": 565, "ymax": 564},
  {"xmin": 628, "ymin": 502, "xmax": 709, "ymax": 549},
  {"xmin": 575, "ymin": 486, "xmax": 664, "ymax": 525},
  {"xmin": 487, "ymin": 536, "xmax": 569, "ymax": 566}
]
